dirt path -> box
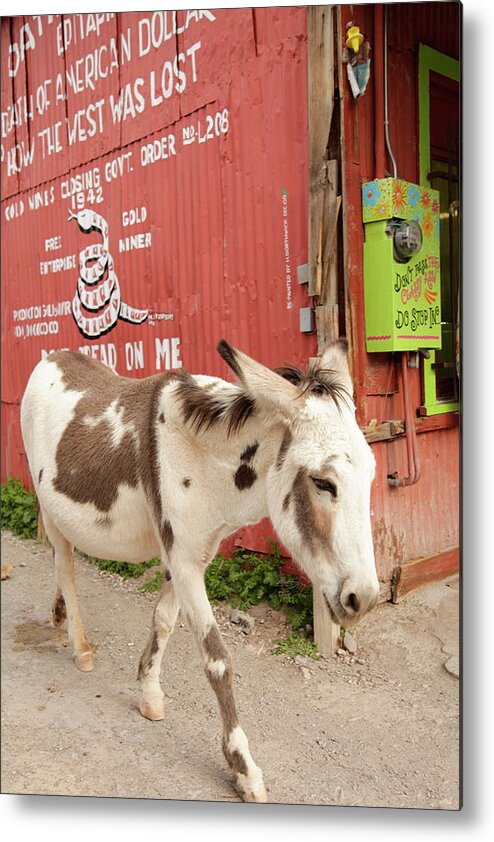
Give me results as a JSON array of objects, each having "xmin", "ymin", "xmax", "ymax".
[{"xmin": 1, "ymin": 530, "xmax": 459, "ymax": 809}]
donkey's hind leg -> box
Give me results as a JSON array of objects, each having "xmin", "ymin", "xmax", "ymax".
[
  {"xmin": 42, "ymin": 510, "xmax": 94, "ymax": 672},
  {"xmin": 138, "ymin": 574, "xmax": 180, "ymax": 721}
]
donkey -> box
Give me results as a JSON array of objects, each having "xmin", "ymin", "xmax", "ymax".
[{"xmin": 20, "ymin": 339, "xmax": 379, "ymax": 802}]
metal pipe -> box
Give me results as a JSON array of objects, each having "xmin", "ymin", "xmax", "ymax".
[
  {"xmin": 387, "ymin": 353, "xmax": 421, "ymax": 487},
  {"xmin": 384, "ymin": 4, "xmax": 398, "ymax": 178}
]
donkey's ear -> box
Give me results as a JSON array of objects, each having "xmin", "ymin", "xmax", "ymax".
[
  {"xmin": 318, "ymin": 339, "xmax": 354, "ymax": 398},
  {"xmin": 217, "ymin": 340, "xmax": 300, "ymax": 418}
]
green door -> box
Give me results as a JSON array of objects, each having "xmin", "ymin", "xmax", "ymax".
[{"xmin": 419, "ymin": 45, "xmax": 460, "ymax": 415}]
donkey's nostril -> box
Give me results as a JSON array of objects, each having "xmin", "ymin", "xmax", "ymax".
[
  {"xmin": 346, "ymin": 592, "xmax": 360, "ymax": 614},
  {"xmin": 339, "ymin": 580, "xmax": 379, "ymax": 621}
]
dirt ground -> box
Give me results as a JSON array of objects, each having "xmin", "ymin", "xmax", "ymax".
[{"xmin": 1, "ymin": 529, "xmax": 460, "ymax": 809}]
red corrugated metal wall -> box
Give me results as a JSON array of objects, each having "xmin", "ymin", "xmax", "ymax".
[
  {"xmin": 339, "ymin": 2, "xmax": 460, "ymax": 580},
  {"xmin": 1, "ymin": 6, "xmax": 461, "ymax": 586},
  {"xmin": 1, "ymin": 9, "xmax": 315, "ymax": 499}
]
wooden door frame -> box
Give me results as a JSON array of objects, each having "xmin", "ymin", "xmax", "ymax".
[{"xmin": 418, "ymin": 44, "xmax": 460, "ymax": 416}]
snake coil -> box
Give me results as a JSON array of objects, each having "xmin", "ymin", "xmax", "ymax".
[{"xmin": 70, "ymin": 208, "xmax": 148, "ymax": 338}]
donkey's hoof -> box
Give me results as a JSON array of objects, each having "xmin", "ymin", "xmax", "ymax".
[
  {"xmin": 236, "ymin": 772, "xmax": 268, "ymax": 803},
  {"xmin": 74, "ymin": 649, "xmax": 94, "ymax": 672},
  {"xmin": 139, "ymin": 699, "xmax": 165, "ymax": 721}
]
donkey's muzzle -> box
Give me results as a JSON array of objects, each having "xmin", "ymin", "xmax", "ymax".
[{"xmin": 336, "ymin": 578, "xmax": 379, "ymax": 624}]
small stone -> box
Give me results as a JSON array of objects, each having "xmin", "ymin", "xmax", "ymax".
[
  {"xmin": 294, "ymin": 655, "xmax": 313, "ymax": 668},
  {"xmin": 444, "ymin": 656, "xmax": 460, "ymax": 678},
  {"xmin": 230, "ymin": 608, "xmax": 254, "ymax": 630},
  {"xmin": 343, "ymin": 631, "xmax": 358, "ymax": 654},
  {"xmin": 246, "ymin": 643, "xmax": 264, "ymax": 655},
  {"xmin": 337, "ymin": 648, "xmax": 346, "ymax": 656}
]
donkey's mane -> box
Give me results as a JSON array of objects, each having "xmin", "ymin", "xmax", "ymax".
[
  {"xmin": 275, "ymin": 364, "xmax": 351, "ymax": 407},
  {"xmin": 175, "ymin": 359, "xmax": 350, "ymax": 437},
  {"xmin": 174, "ymin": 372, "xmax": 256, "ymax": 437}
]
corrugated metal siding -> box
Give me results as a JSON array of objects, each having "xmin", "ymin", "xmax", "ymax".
[
  {"xmin": 370, "ymin": 427, "xmax": 460, "ymax": 581},
  {"xmin": 388, "ymin": 2, "xmax": 461, "ymax": 60},
  {"xmin": 1, "ymin": 8, "xmax": 314, "ymax": 490},
  {"xmin": 2, "ymin": 5, "xmax": 460, "ymax": 584}
]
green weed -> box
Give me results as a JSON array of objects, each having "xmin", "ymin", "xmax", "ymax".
[
  {"xmin": 271, "ymin": 632, "xmax": 320, "ymax": 659},
  {"xmin": 139, "ymin": 570, "xmax": 165, "ymax": 592},
  {"xmin": 1, "ymin": 477, "xmax": 38, "ymax": 539},
  {"xmin": 205, "ymin": 545, "xmax": 313, "ymax": 632},
  {"xmin": 82, "ymin": 554, "xmax": 160, "ymax": 580}
]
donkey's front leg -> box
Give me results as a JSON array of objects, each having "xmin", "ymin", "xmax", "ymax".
[
  {"xmin": 173, "ymin": 562, "xmax": 267, "ymax": 803},
  {"xmin": 138, "ymin": 575, "xmax": 180, "ymax": 721}
]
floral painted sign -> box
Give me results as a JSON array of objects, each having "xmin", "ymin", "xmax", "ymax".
[{"xmin": 362, "ymin": 177, "xmax": 440, "ymax": 244}]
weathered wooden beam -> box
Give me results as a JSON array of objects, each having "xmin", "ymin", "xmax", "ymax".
[
  {"xmin": 320, "ymin": 163, "xmax": 341, "ymax": 305},
  {"xmin": 308, "ymin": 7, "xmax": 342, "ymax": 657},
  {"xmin": 362, "ymin": 416, "xmax": 459, "ymax": 444},
  {"xmin": 362, "ymin": 419, "xmax": 405, "ymax": 443},
  {"xmin": 308, "ymin": 5, "xmax": 334, "ymax": 297},
  {"xmin": 392, "ymin": 547, "xmax": 459, "ymax": 602},
  {"xmin": 335, "ymin": 7, "xmax": 357, "ymax": 390},
  {"xmin": 315, "ymin": 304, "xmax": 339, "ymax": 353}
]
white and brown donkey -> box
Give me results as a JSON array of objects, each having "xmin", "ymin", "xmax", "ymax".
[{"xmin": 21, "ymin": 339, "xmax": 379, "ymax": 802}]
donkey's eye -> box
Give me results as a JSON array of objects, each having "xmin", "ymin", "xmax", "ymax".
[{"xmin": 311, "ymin": 477, "xmax": 337, "ymax": 498}]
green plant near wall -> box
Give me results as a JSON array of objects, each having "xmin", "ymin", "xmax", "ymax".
[
  {"xmin": 1, "ymin": 477, "xmax": 38, "ymax": 539},
  {"xmin": 205, "ymin": 545, "xmax": 313, "ymax": 632},
  {"xmin": 80, "ymin": 553, "xmax": 160, "ymax": 580},
  {"xmin": 140, "ymin": 570, "xmax": 165, "ymax": 593},
  {"xmin": 271, "ymin": 632, "xmax": 319, "ymax": 660}
]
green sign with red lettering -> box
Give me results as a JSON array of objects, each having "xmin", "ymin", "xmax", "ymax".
[{"xmin": 362, "ymin": 178, "xmax": 441, "ymax": 352}]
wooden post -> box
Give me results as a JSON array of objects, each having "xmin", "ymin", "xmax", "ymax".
[
  {"xmin": 308, "ymin": 5, "xmax": 341, "ymax": 655},
  {"xmin": 320, "ymin": 163, "xmax": 341, "ymax": 304},
  {"xmin": 313, "ymin": 589, "xmax": 340, "ymax": 656},
  {"xmin": 315, "ymin": 301, "xmax": 339, "ymax": 349},
  {"xmin": 308, "ymin": 5, "xmax": 334, "ymax": 297}
]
